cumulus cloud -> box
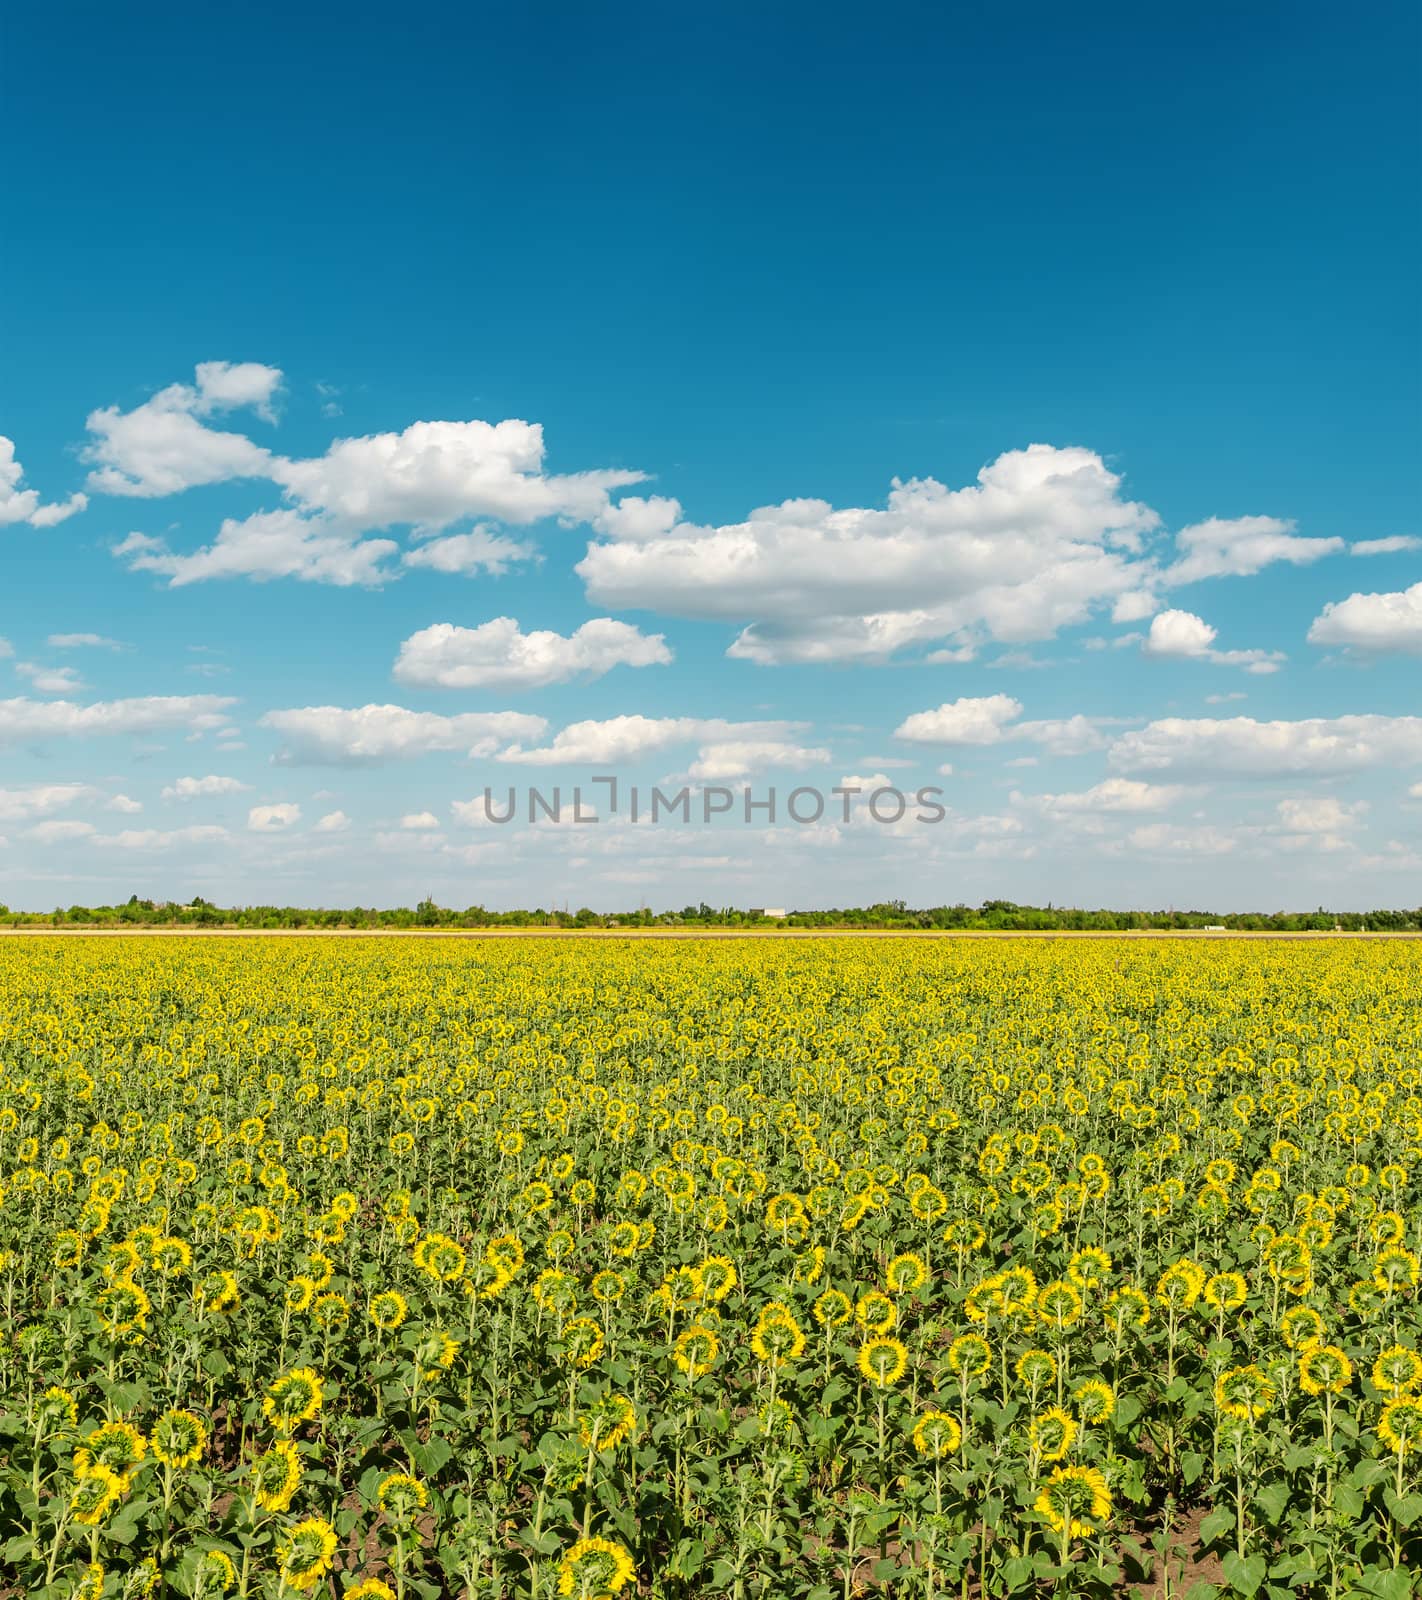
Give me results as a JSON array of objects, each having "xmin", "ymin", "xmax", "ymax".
[
  {"xmin": 1014, "ymin": 715, "xmax": 1126, "ymax": 756},
  {"xmin": 393, "ymin": 617, "xmax": 673, "ymax": 691},
  {"xmin": 1021, "ymin": 777, "xmax": 1186, "ymax": 815},
  {"xmin": 1127, "ymin": 822, "xmax": 1238, "ymax": 855},
  {"xmin": 15, "ymin": 663, "xmax": 86, "ymax": 695},
  {"xmin": 1110, "ymin": 715, "xmax": 1422, "ymax": 775},
  {"xmin": 0, "ymin": 694, "xmax": 234, "ymax": 744},
  {"xmin": 579, "ymin": 445, "xmax": 1160, "ymax": 663},
  {"xmin": 0, "ymin": 783, "xmax": 96, "ymax": 821},
  {"xmin": 497, "ymin": 714, "xmax": 811, "ymax": 768},
  {"xmin": 0, "ymin": 437, "xmax": 88, "ymax": 527},
  {"xmin": 248, "ymin": 802, "xmax": 300, "ymax": 832},
  {"xmin": 261, "ymin": 704, "xmax": 547, "ymax": 765},
  {"xmin": 1164, "ymin": 516, "xmax": 1343, "ymax": 585},
  {"xmin": 28, "ymin": 819, "xmax": 98, "ymax": 844},
  {"xmin": 115, "ymin": 512, "xmax": 401, "ymax": 589},
  {"xmin": 1351, "ymin": 536, "xmax": 1421, "ymax": 556},
  {"xmin": 399, "ymin": 528, "xmax": 533, "ymax": 576},
  {"xmin": 83, "ymin": 362, "xmax": 282, "ymax": 497},
  {"xmin": 107, "ymin": 794, "xmax": 142, "ymax": 814},
  {"xmin": 104, "ymin": 825, "xmax": 231, "ymax": 851},
  {"xmin": 1276, "ymin": 796, "xmax": 1367, "ymax": 833},
  {"xmin": 314, "ymin": 810, "xmax": 350, "ymax": 832},
  {"xmin": 894, "ymin": 695, "xmax": 1024, "ymax": 745},
  {"xmin": 1307, "ymin": 581, "xmax": 1422, "ymax": 655},
  {"xmin": 93, "ymin": 367, "xmax": 647, "ymax": 587},
  {"xmin": 48, "ymin": 633, "xmax": 125, "ymax": 650},
  {"xmin": 687, "ymin": 740, "xmax": 831, "ymax": 780},
  {"xmin": 1142, "ymin": 609, "xmax": 1284, "ymax": 673},
  {"xmin": 162, "ymin": 774, "xmax": 251, "ymax": 801},
  {"xmin": 400, "ymin": 811, "xmax": 441, "ymax": 830}
]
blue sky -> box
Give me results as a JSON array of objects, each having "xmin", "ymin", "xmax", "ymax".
[{"xmin": 2, "ymin": 0, "xmax": 1419, "ymax": 910}]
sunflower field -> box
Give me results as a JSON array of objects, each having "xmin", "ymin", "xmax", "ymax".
[{"xmin": 0, "ymin": 934, "xmax": 1419, "ymax": 1600}]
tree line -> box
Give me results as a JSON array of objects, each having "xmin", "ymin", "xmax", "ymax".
[{"xmin": 3, "ymin": 896, "xmax": 1420, "ymax": 932}]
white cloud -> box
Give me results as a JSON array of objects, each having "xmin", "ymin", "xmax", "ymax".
[
  {"xmin": 1307, "ymin": 581, "xmax": 1422, "ymax": 655},
  {"xmin": 48, "ymin": 633, "xmax": 125, "ymax": 650},
  {"xmin": 261, "ymin": 704, "xmax": 547, "ymax": 765},
  {"xmin": 28, "ymin": 819, "xmax": 98, "ymax": 844},
  {"xmin": 271, "ymin": 418, "xmax": 644, "ymax": 532},
  {"xmin": 95, "ymin": 369, "xmax": 647, "ymax": 587},
  {"xmin": 1275, "ymin": 796, "xmax": 1367, "ymax": 833},
  {"xmin": 1142, "ymin": 609, "xmax": 1284, "ymax": 673},
  {"xmin": 0, "ymin": 694, "xmax": 234, "ymax": 744},
  {"xmin": 1351, "ymin": 536, "xmax": 1421, "ymax": 556},
  {"xmin": 15, "ymin": 663, "xmax": 86, "ymax": 695},
  {"xmin": 579, "ymin": 445, "xmax": 1160, "ymax": 663},
  {"xmin": 1015, "ymin": 714, "xmax": 1125, "ymax": 756},
  {"xmin": 103, "ymin": 825, "xmax": 231, "ymax": 851},
  {"xmin": 1111, "ymin": 714, "xmax": 1422, "ymax": 775},
  {"xmin": 1165, "ymin": 516, "xmax": 1343, "ymax": 585},
  {"xmin": 399, "ymin": 528, "xmax": 533, "ymax": 576},
  {"xmin": 1128, "ymin": 822, "xmax": 1238, "ymax": 855},
  {"xmin": 0, "ymin": 437, "xmax": 87, "ymax": 528},
  {"xmin": 314, "ymin": 810, "xmax": 350, "ymax": 833},
  {"xmin": 162, "ymin": 774, "xmax": 251, "ymax": 801},
  {"xmin": 497, "ymin": 714, "xmax": 808, "ymax": 768},
  {"xmin": 107, "ymin": 794, "xmax": 142, "ymax": 814},
  {"xmin": 248, "ymin": 802, "xmax": 301, "ymax": 832},
  {"xmin": 840, "ymin": 773, "xmax": 893, "ymax": 789},
  {"xmin": 0, "ymin": 783, "xmax": 95, "ymax": 822},
  {"xmin": 1023, "ymin": 778, "xmax": 1186, "ymax": 815},
  {"xmin": 116, "ymin": 512, "xmax": 401, "ymax": 588},
  {"xmin": 894, "ymin": 694, "xmax": 1023, "ymax": 746},
  {"xmin": 83, "ymin": 362, "xmax": 281, "ymax": 497},
  {"xmin": 393, "ymin": 617, "xmax": 672, "ymax": 691},
  {"xmin": 400, "ymin": 811, "xmax": 442, "ymax": 830},
  {"xmin": 686, "ymin": 740, "xmax": 831, "ymax": 780}
]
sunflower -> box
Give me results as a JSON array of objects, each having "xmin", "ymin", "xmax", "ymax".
[
  {"xmin": 563, "ymin": 1317, "xmax": 606, "ymax": 1369},
  {"xmin": 857, "ymin": 1336, "xmax": 909, "ymax": 1388},
  {"xmin": 885, "ymin": 1251, "xmax": 929, "ymax": 1295},
  {"xmin": 275, "ymin": 1515, "xmax": 339, "ymax": 1591},
  {"xmin": 1202, "ymin": 1272, "xmax": 1246, "ymax": 1312},
  {"xmin": 38, "ymin": 1385, "xmax": 79, "ymax": 1432},
  {"xmin": 151, "ymin": 1408, "xmax": 207, "ymax": 1470},
  {"xmin": 368, "ymin": 1290, "xmax": 408, "ymax": 1332},
  {"xmin": 1029, "ymin": 1406, "xmax": 1078, "ymax": 1462},
  {"xmin": 70, "ymin": 1460, "xmax": 126, "ymax": 1525},
  {"xmin": 1155, "ymin": 1260, "xmax": 1206, "ymax": 1310},
  {"xmin": 1035, "ymin": 1463, "xmax": 1113, "ymax": 1539},
  {"xmin": 1299, "ymin": 1344, "xmax": 1352, "ymax": 1397},
  {"xmin": 1071, "ymin": 1379, "xmax": 1116, "ymax": 1425},
  {"xmin": 590, "ymin": 1269, "xmax": 626, "ymax": 1305},
  {"xmin": 1279, "ymin": 1306, "xmax": 1325, "ymax": 1352},
  {"xmin": 1067, "ymin": 1247, "xmax": 1112, "ymax": 1292},
  {"xmin": 413, "ymin": 1231, "xmax": 466, "ymax": 1283},
  {"xmin": 1214, "ymin": 1364, "xmax": 1274, "ymax": 1422},
  {"xmin": 578, "ymin": 1393, "xmax": 638, "ymax": 1453},
  {"xmin": 556, "ymin": 1535, "xmax": 636, "ymax": 1598},
  {"xmin": 946, "ymin": 1333, "xmax": 992, "ymax": 1381},
  {"xmin": 910, "ymin": 1410, "xmax": 962, "ymax": 1457},
  {"xmin": 1015, "ymin": 1348, "xmax": 1057, "ymax": 1390},
  {"xmin": 345, "ymin": 1583, "xmax": 398, "ymax": 1600},
  {"xmin": 813, "ymin": 1289, "xmax": 852, "ymax": 1328},
  {"xmin": 194, "ymin": 1549, "xmax": 237, "ymax": 1595},
  {"xmin": 673, "ymin": 1324, "xmax": 720, "ymax": 1379},
  {"xmin": 751, "ymin": 1305, "xmax": 806, "ymax": 1367},
  {"xmin": 251, "ymin": 1440, "xmax": 303, "ymax": 1512},
  {"xmin": 81, "ymin": 1420, "xmax": 148, "ymax": 1478},
  {"xmin": 1378, "ymin": 1396, "xmax": 1422, "ymax": 1455},
  {"xmin": 855, "ymin": 1290, "xmax": 897, "ymax": 1335},
  {"xmin": 376, "ymin": 1471, "xmax": 428, "ymax": 1523},
  {"xmin": 262, "ymin": 1368, "xmax": 324, "ymax": 1435}
]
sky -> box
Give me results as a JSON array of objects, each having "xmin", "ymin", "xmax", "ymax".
[{"xmin": 1, "ymin": 0, "xmax": 1419, "ymax": 912}]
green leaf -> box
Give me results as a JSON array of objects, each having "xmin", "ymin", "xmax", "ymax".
[
  {"xmin": 1221, "ymin": 1550, "xmax": 1266, "ymax": 1597},
  {"xmin": 1254, "ymin": 1482, "xmax": 1289, "ymax": 1524},
  {"xmin": 1182, "ymin": 1449, "xmax": 1207, "ymax": 1486},
  {"xmin": 1199, "ymin": 1505, "xmax": 1235, "ymax": 1547},
  {"xmin": 1383, "ymin": 1489, "xmax": 1422, "ymax": 1529}
]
